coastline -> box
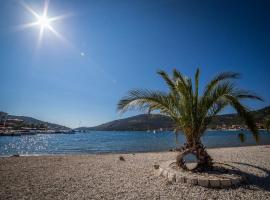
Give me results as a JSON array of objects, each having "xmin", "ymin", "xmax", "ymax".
[
  {"xmin": 1, "ymin": 144, "xmax": 269, "ymax": 158},
  {"xmin": 1, "ymin": 145, "xmax": 270, "ymax": 199},
  {"xmin": 0, "ymin": 129, "xmax": 268, "ymax": 136}
]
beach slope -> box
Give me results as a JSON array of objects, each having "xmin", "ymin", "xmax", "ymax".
[{"xmin": 1, "ymin": 146, "xmax": 270, "ymax": 199}]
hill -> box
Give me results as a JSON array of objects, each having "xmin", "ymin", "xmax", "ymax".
[
  {"xmin": 5, "ymin": 114, "xmax": 70, "ymax": 130},
  {"xmin": 210, "ymin": 106, "xmax": 270, "ymax": 128},
  {"xmin": 76, "ymin": 106, "xmax": 270, "ymax": 131},
  {"xmin": 78, "ymin": 114, "xmax": 175, "ymax": 131}
]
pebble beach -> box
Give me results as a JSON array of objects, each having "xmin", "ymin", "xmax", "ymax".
[{"xmin": 1, "ymin": 146, "xmax": 270, "ymax": 200}]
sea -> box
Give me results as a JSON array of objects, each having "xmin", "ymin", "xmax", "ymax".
[{"xmin": 0, "ymin": 131, "xmax": 270, "ymax": 156}]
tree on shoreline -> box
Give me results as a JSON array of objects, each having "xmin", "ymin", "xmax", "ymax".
[
  {"xmin": 117, "ymin": 68, "xmax": 262, "ymax": 171},
  {"xmin": 265, "ymin": 116, "xmax": 270, "ymax": 132}
]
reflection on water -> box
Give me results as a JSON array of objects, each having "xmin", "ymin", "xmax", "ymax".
[
  {"xmin": 0, "ymin": 131, "xmax": 270, "ymax": 156},
  {"xmin": 2, "ymin": 134, "xmax": 51, "ymax": 155}
]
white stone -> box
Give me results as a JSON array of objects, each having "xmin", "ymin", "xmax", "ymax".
[
  {"xmin": 162, "ymin": 170, "xmax": 168, "ymax": 178},
  {"xmin": 158, "ymin": 168, "xmax": 164, "ymax": 176},
  {"xmin": 157, "ymin": 160, "xmax": 243, "ymax": 188},
  {"xmin": 168, "ymin": 172, "xmax": 176, "ymax": 182}
]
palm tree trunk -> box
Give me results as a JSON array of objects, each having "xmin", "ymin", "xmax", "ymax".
[{"xmin": 176, "ymin": 142, "xmax": 213, "ymax": 172}]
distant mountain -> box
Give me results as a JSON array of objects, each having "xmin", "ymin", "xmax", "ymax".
[
  {"xmin": 77, "ymin": 114, "xmax": 175, "ymax": 131},
  {"xmin": 210, "ymin": 106, "xmax": 270, "ymax": 128},
  {"xmin": 76, "ymin": 106, "xmax": 270, "ymax": 131},
  {"xmin": 6, "ymin": 114, "xmax": 70, "ymax": 130}
]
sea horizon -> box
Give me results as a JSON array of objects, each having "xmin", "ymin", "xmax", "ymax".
[{"xmin": 1, "ymin": 130, "xmax": 270, "ymax": 156}]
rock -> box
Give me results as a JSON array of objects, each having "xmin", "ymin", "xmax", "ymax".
[
  {"xmin": 186, "ymin": 177, "xmax": 198, "ymax": 185},
  {"xmin": 220, "ymin": 179, "xmax": 231, "ymax": 188},
  {"xmin": 157, "ymin": 168, "xmax": 164, "ymax": 176},
  {"xmin": 11, "ymin": 154, "xmax": 20, "ymax": 157},
  {"xmin": 119, "ymin": 156, "xmax": 125, "ymax": 161},
  {"xmin": 209, "ymin": 179, "xmax": 220, "ymax": 188},
  {"xmin": 168, "ymin": 172, "xmax": 176, "ymax": 182},
  {"xmin": 231, "ymin": 177, "xmax": 241, "ymax": 186},
  {"xmin": 153, "ymin": 164, "xmax": 159, "ymax": 169},
  {"xmin": 161, "ymin": 170, "xmax": 168, "ymax": 178},
  {"xmin": 154, "ymin": 169, "xmax": 161, "ymax": 177},
  {"xmin": 176, "ymin": 175, "xmax": 186, "ymax": 183},
  {"xmin": 198, "ymin": 179, "xmax": 209, "ymax": 187},
  {"xmin": 166, "ymin": 180, "xmax": 173, "ymax": 185},
  {"xmin": 158, "ymin": 160, "xmax": 243, "ymax": 189}
]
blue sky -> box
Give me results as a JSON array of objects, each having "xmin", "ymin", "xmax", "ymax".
[{"xmin": 0, "ymin": 0, "xmax": 270, "ymax": 128}]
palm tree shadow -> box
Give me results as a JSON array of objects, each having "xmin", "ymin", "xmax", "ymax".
[{"xmin": 230, "ymin": 162, "xmax": 270, "ymax": 191}]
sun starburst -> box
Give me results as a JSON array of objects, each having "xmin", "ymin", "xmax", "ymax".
[{"xmin": 19, "ymin": 0, "xmax": 68, "ymax": 47}]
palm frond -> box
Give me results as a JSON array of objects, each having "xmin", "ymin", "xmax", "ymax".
[
  {"xmin": 172, "ymin": 69, "xmax": 188, "ymax": 85},
  {"xmin": 172, "ymin": 69, "xmax": 191, "ymax": 99},
  {"xmin": 157, "ymin": 70, "xmax": 177, "ymax": 95},
  {"xmin": 117, "ymin": 89, "xmax": 182, "ymax": 124},
  {"xmin": 199, "ymin": 81, "xmax": 235, "ymax": 122},
  {"xmin": 225, "ymin": 95, "xmax": 259, "ymax": 143},
  {"xmin": 231, "ymin": 90, "xmax": 263, "ymax": 101},
  {"xmin": 194, "ymin": 68, "xmax": 200, "ymax": 104},
  {"xmin": 203, "ymin": 72, "xmax": 240, "ymax": 97},
  {"xmin": 117, "ymin": 89, "xmax": 166, "ymax": 112}
]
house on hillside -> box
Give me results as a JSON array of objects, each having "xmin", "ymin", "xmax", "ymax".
[{"xmin": 0, "ymin": 112, "xmax": 8, "ymax": 124}]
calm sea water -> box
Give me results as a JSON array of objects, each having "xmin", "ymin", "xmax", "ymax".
[{"xmin": 0, "ymin": 131, "xmax": 270, "ymax": 156}]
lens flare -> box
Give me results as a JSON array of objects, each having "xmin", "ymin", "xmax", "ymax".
[
  {"xmin": 37, "ymin": 16, "xmax": 51, "ymax": 29},
  {"xmin": 19, "ymin": 0, "xmax": 69, "ymax": 47}
]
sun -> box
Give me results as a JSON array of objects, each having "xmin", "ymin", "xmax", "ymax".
[
  {"xmin": 19, "ymin": 0, "xmax": 68, "ymax": 47},
  {"xmin": 37, "ymin": 15, "xmax": 51, "ymax": 29}
]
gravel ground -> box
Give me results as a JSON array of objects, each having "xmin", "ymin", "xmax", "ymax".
[{"xmin": 0, "ymin": 146, "xmax": 270, "ymax": 200}]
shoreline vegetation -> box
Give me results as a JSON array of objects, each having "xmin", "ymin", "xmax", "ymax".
[
  {"xmin": 0, "ymin": 129, "xmax": 268, "ymax": 137},
  {"xmin": 77, "ymin": 106, "xmax": 270, "ymax": 132},
  {"xmin": 1, "ymin": 145, "xmax": 270, "ymax": 199},
  {"xmin": 1, "ymin": 105, "xmax": 269, "ymax": 136}
]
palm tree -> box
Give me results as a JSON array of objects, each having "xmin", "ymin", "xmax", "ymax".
[
  {"xmin": 264, "ymin": 116, "xmax": 270, "ymax": 132},
  {"xmin": 117, "ymin": 68, "xmax": 262, "ymax": 171}
]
